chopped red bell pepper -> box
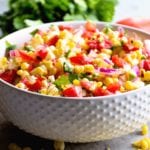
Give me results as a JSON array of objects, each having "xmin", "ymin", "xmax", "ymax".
[
  {"xmin": 107, "ymin": 83, "xmax": 121, "ymax": 93},
  {"xmin": 143, "ymin": 59, "xmax": 150, "ymax": 71},
  {"xmin": 0, "ymin": 69, "xmax": 17, "ymax": 83},
  {"xmin": 36, "ymin": 49, "xmax": 48, "ymax": 60},
  {"xmin": 70, "ymin": 54, "xmax": 92, "ymax": 65},
  {"xmin": 59, "ymin": 25, "xmax": 73, "ymax": 31},
  {"xmin": 62, "ymin": 86, "xmax": 82, "ymax": 97},
  {"xmin": 112, "ymin": 55, "xmax": 125, "ymax": 67},
  {"xmin": 22, "ymin": 77, "xmax": 43, "ymax": 91},
  {"xmin": 19, "ymin": 50, "xmax": 35, "ymax": 62},
  {"xmin": 47, "ymin": 35, "xmax": 59, "ymax": 46},
  {"xmin": 93, "ymin": 87, "xmax": 110, "ymax": 96},
  {"xmin": 85, "ymin": 21, "xmax": 96, "ymax": 32},
  {"xmin": 123, "ymin": 44, "xmax": 139, "ymax": 52}
]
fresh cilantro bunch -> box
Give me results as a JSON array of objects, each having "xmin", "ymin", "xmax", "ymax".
[{"xmin": 0, "ymin": 0, "xmax": 118, "ymax": 37}]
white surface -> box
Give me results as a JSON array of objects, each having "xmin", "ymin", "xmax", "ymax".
[{"xmin": 114, "ymin": 0, "xmax": 150, "ymax": 21}]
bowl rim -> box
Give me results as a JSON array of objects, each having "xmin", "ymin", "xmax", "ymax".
[{"xmin": 0, "ymin": 20, "xmax": 150, "ymax": 101}]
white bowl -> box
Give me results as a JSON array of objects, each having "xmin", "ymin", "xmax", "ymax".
[{"xmin": 0, "ymin": 21, "xmax": 150, "ymax": 142}]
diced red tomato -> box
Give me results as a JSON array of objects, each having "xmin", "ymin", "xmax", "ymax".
[
  {"xmin": 143, "ymin": 59, "xmax": 150, "ymax": 71},
  {"xmin": 47, "ymin": 35, "xmax": 59, "ymax": 46},
  {"xmin": 123, "ymin": 44, "xmax": 138, "ymax": 52},
  {"xmin": 22, "ymin": 77, "xmax": 43, "ymax": 91},
  {"xmin": 112, "ymin": 55, "xmax": 125, "ymax": 67},
  {"xmin": 107, "ymin": 83, "xmax": 121, "ymax": 93},
  {"xmin": 104, "ymin": 39, "xmax": 112, "ymax": 49},
  {"xmin": 0, "ymin": 70, "xmax": 17, "ymax": 83},
  {"xmin": 80, "ymin": 80, "xmax": 92, "ymax": 91},
  {"xmin": 70, "ymin": 54, "xmax": 92, "ymax": 65},
  {"xmin": 87, "ymin": 39, "xmax": 112, "ymax": 50},
  {"xmin": 82, "ymin": 31, "xmax": 93, "ymax": 39},
  {"xmin": 85, "ymin": 21, "xmax": 96, "ymax": 32},
  {"xmin": 36, "ymin": 49, "xmax": 48, "ymax": 60},
  {"xmin": 62, "ymin": 86, "xmax": 82, "ymax": 97},
  {"xmin": 59, "ymin": 25, "xmax": 73, "ymax": 31},
  {"xmin": 87, "ymin": 40, "xmax": 101, "ymax": 50},
  {"xmin": 93, "ymin": 87, "xmax": 110, "ymax": 96},
  {"xmin": 19, "ymin": 50, "xmax": 35, "ymax": 62}
]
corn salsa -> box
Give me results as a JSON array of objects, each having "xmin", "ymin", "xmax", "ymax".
[{"xmin": 0, "ymin": 22, "xmax": 150, "ymax": 97}]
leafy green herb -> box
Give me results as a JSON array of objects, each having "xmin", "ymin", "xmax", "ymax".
[
  {"xmin": 5, "ymin": 41, "xmax": 16, "ymax": 52},
  {"xmin": 63, "ymin": 62, "xmax": 72, "ymax": 73},
  {"xmin": 65, "ymin": 50, "xmax": 71, "ymax": 58},
  {"xmin": 0, "ymin": 0, "xmax": 118, "ymax": 37},
  {"xmin": 24, "ymin": 19, "xmax": 42, "ymax": 27},
  {"xmin": 54, "ymin": 75, "xmax": 70, "ymax": 89},
  {"xmin": 69, "ymin": 73, "xmax": 79, "ymax": 82},
  {"xmin": 30, "ymin": 29, "xmax": 39, "ymax": 36},
  {"xmin": 102, "ymin": 25, "xmax": 113, "ymax": 34},
  {"xmin": 24, "ymin": 45, "xmax": 34, "ymax": 51}
]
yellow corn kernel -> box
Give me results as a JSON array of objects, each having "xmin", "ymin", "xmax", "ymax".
[
  {"xmin": 120, "ymin": 86, "xmax": 125, "ymax": 92},
  {"xmin": 111, "ymin": 37, "xmax": 121, "ymax": 46},
  {"xmin": 132, "ymin": 140, "xmax": 142, "ymax": 148},
  {"xmin": 42, "ymin": 80, "xmax": 48, "ymax": 88},
  {"xmin": 54, "ymin": 48, "xmax": 64, "ymax": 57},
  {"xmin": 16, "ymin": 83, "xmax": 26, "ymax": 89},
  {"xmin": 8, "ymin": 143, "xmax": 22, "ymax": 150},
  {"xmin": 135, "ymin": 51, "xmax": 143, "ymax": 60},
  {"xmin": 130, "ymin": 52, "xmax": 137, "ymax": 59},
  {"xmin": 0, "ymin": 57, "xmax": 8, "ymax": 64},
  {"xmin": 80, "ymin": 40, "xmax": 89, "ymax": 50},
  {"xmin": 119, "ymin": 50, "xmax": 126, "ymax": 57},
  {"xmin": 21, "ymin": 62, "xmax": 29, "ymax": 70},
  {"xmin": 141, "ymin": 124, "xmax": 149, "ymax": 135},
  {"xmin": 14, "ymin": 57, "xmax": 22, "ymax": 64},
  {"xmin": 144, "ymin": 138, "xmax": 150, "ymax": 148},
  {"xmin": 84, "ymin": 64, "xmax": 95, "ymax": 73},
  {"xmin": 126, "ymin": 70, "xmax": 136, "ymax": 80},
  {"xmin": 101, "ymin": 49, "xmax": 112, "ymax": 55},
  {"xmin": 73, "ymin": 79, "xmax": 80, "ymax": 86},
  {"xmin": 17, "ymin": 70, "xmax": 23, "ymax": 76},
  {"xmin": 113, "ymin": 78, "xmax": 119, "ymax": 83},
  {"xmin": 40, "ymin": 88, "xmax": 48, "ymax": 95},
  {"xmin": 104, "ymin": 77, "xmax": 114, "ymax": 86},
  {"xmin": 47, "ymin": 84, "xmax": 60, "ymax": 96},
  {"xmin": 132, "ymin": 40, "xmax": 143, "ymax": 48},
  {"xmin": 31, "ymin": 65, "xmax": 47, "ymax": 76},
  {"xmin": 141, "ymin": 139, "xmax": 149, "ymax": 150},
  {"xmin": 59, "ymin": 30, "xmax": 72, "ymax": 39},
  {"xmin": 55, "ymin": 60, "xmax": 63, "ymax": 72},
  {"xmin": 125, "ymin": 55, "xmax": 138, "ymax": 66},
  {"xmin": 93, "ymin": 58, "xmax": 109, "ymax": 68},
  {"xmin": 46, "ymin": 47, "xmax": 56, "ymax": 60},
  {"xmin": 27, "ymin": 51, "xmax": 34, "ymax": 56},
  {"xmin": 54, "ymin": 141, "xmax": 65, "ymax": 150},
  {"xmin": 74, "ymin": 66, "xmax": 84, "ymax": 74},
  {"xmin": 42, "ymin": 60, "xmax": 53, "ymax": 70},
  {"xmin": 143, "ymin": 71, "xmax": 150, "ymax": 81},
  {"xmin": 22, "ymin": 147, "xmax": 32, "ymax": 150},
  {"xmin": 30, "ymin": 34, "xmax": 44, "ymax": 48},
  {"xmin": 97, "ymin": 82, "xmax": 103, "ymax": 87},
  {"xmin": 67, "ymin": 40, "xmax": 75, "ymax": 49},
  {"xmin": 20, "ymin": 71, "xmax": 30, "ymax": 77},
  {"xmin": 0, "ymin": 57, "xmax": 8, "ymax": 70},
  {"xmin": 124, "ymin": 81, "xmax": 137, "ymax": 91}
]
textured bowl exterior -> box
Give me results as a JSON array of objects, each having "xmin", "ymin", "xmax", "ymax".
[{"xmin": 0, "ymin": 21, "xmax": 150, "ymax": 142}]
